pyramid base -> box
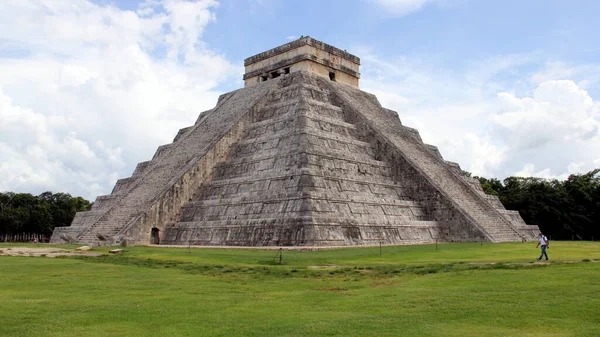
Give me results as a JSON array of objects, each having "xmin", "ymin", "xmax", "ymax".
[{"xmin": 160, "ymin": 218, "xmax": 487, "ymax": 247}]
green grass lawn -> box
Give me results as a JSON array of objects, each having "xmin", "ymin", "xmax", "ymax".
[{"xmin": 1, "ymin": 242, "xmax": 599, "ymax": 337}]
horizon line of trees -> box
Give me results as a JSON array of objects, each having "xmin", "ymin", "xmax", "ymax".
[
  {"xmin": 472, "ymin": 168, "xmax": 599, "ymax": 241},
  {"xmin": 0, "ymin": 168, "xmax": 598, "ymax": 241},
  {"xmin": 0, "ymin": 191, "xmax": 92, "ymax": 238}
]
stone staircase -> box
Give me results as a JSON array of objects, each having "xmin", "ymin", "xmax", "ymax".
[
  {"xmin": 76, "ymin": 207, "xmax": 140, "ymax": 243},
  {"xmin": 163, "ymin": 75, "xmax": 441, "ymax": 245},
  {"xmin": 328, "ymin": 77, "xmax": 531, "ymax": 242}
]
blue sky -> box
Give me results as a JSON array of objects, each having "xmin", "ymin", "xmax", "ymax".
[{"xmin": 1, "ymin": 0, "xmax": 599, "ymax": 199}]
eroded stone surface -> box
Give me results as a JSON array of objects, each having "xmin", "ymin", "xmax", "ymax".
[
  {"xmin": 244, "ymin": 36, "xmax": 360, "ymax": 88},
  {"xmin": 51, "ymin": 39, "xmax": 539, "ymax": 247}
]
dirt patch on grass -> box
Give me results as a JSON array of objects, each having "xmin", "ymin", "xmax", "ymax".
[
  {"xmin": 0, "ymin": 247, "xmax": 102, "ymax": 258},
  {"xmin": 308, "ymin": 265, "xmax": 344, "ymax": 269}
]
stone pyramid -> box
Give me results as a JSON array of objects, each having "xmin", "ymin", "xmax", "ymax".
[{"xmin": 51, "ymin": 37, "xmax": 540, "ymax": 246}]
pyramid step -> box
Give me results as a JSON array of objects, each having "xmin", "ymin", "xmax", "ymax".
[
  {"xmin": 182, "ymin": 209, "xmax": 429, "ymax": 224},
  {"xmin": 264, "ymin": 83, "xmax": 338, "ymax": 106},
  {"xmin": 186, "ymin": 193, "xmax": 422, "ymax": 209},
  {"xmin": 242, "ymin": 142, "xmax": 384, "ymax": 167},
  {"xmin": 214, "ymin": 147, "xmax": 384, "ymax": 174},
  {"xmin": 169, "ymin": 218, "xmax": 439, "ymax": 229},
  {"xmin": 230, "ymin": 133, "xmax": 375, "ymax": 163},
  {"xmin": 245, "ymin": 110, "xmax": 356, "ymax": 140},
  {"xmin": 206, "ymin": 167, "xmax": 403, "ymax": 193},
  {"xmin": 237, "ymin": 126, "xmax": 361, "ymax": 149},
  {"xmin": 212, "ymin": 150, "xmax": 391, "ymax": 183},
  {"xmin": 270, "ymin": 82, "xmax": 330, "ymax": 97},
  {"xmin": 256, "ymin": 98, "xmax": 343, "ymax": 122}
]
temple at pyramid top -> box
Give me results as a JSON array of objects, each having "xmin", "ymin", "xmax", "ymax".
[{"xmin": 243, "ymin": 36, "xmax": 361, "ymax": 88}]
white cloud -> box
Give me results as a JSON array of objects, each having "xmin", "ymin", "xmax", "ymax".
[
  {"xmin": 514, "ymin": 164, "xmax": 559, "ymax": 180},
  {"xmin": 488, "ymin": 80, "xmax": 600, "ymax": 178},
  {"xmin": 491, "ymin": 80, "xmax": 599, "ymax": 150},
  {"xmin": 512, "ymin": 162, "xmax": 585, "ymax": 180},
  {"xmin": 0, "ymin": 0, "xmax": 236, "ymax": 199},
  {"xmin": 359, "ymin": 51, "xmax": 600, "ymax": 180},
  {"xmin": 440, "ymin": 133, "xmax": 507, "ymax": 178}
]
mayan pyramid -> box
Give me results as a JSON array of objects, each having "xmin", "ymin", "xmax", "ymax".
[{"xmin": 51, "ymin": 37, "xmax": 540, "ymax": 246}]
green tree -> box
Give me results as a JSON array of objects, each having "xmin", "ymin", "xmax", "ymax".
[
  {"xmin": 478, "ymin": 169, "xmax": 600, "ymax": 240},
  {"xmin": 0, "ymin": 191, "xmax": 92, "ymax": 236},
  {"xmin": 475, "ymin": 176, "xmax": 503, "ymax": 196}
]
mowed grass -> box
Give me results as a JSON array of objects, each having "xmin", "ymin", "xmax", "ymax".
[{"xmin": 0, "ymin": 242, "xmax": 599, "ymax": 337}]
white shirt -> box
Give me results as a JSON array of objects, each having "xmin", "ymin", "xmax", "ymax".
[{"xmin": 539, "ymin": 236, "xmax": 548, "ymax": 246}]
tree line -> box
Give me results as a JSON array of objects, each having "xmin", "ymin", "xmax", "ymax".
[
  {"xmin": 0, "ymin": 191, "xmax": 92, "ymax": 238},
  {"xmin": 475, "ymin": 168, "xmax": 599, "ymax": 240},
  {"xmin": 1, "ymin": 169, "xmax": 598, "ymax": 241}
]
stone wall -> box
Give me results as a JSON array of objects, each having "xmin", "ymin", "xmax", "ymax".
[
  {"xmin": 244, "ymin": 36, "xmax": 360, "ymax": 88},
  {"xmin": 244, "ymin": 36, "xmax": 359, "ymax": 67}
]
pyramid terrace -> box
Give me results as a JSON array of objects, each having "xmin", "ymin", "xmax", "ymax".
[{"xmin": 51, "ymin": 37, "xmax": 540, "ymax": 246}]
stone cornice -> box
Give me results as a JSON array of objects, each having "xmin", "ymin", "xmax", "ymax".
[
  {"xmin": 243, "ymin": 54, "xmax": 360, "ymax": 80},
  {"xmin": 244, "ymin": 36, "xmax": 360, "ymax": 66}
]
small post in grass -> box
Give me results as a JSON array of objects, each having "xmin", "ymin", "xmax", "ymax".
[
  {"xmin": 379, "ymin": 241, "xmax": 382, "ymax": 256},
  {"xmin": 435, "ymin": 239, "xmax": 438, "ymax": 251},
  {"xmin": 279, "ymin": 248, "xmax": 283, "ymax": 264}
]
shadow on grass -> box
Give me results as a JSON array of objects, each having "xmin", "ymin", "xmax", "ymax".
[{"xmin": 64, "ymin": 254, "xmax": 554, "ymax": 279}]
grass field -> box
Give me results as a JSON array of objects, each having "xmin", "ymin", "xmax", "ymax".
[{"xmin": 1, "ymin": 241, "xmax": 599, "ymax": 336}]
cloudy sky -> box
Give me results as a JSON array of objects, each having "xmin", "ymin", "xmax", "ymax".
[{"xmin": 1, "ymin": 0, "xmax": 599, "ymax": 200}]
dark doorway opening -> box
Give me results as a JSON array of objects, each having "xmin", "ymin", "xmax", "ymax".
[
  {"xmin": 271, "ymin": 71, "xmax": 281, "ymax": 79},
  {"xmin": 329, "ymin": 71, "xmax": 336, "ymax": 81},
  {"xmin": 150, "ymin": 228, "xmax": 160, "ymax": 245}
]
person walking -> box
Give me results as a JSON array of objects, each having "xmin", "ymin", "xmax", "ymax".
[{"xmin": 536, "ymin": 233, "xmax": 549, "ymax": 261}]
